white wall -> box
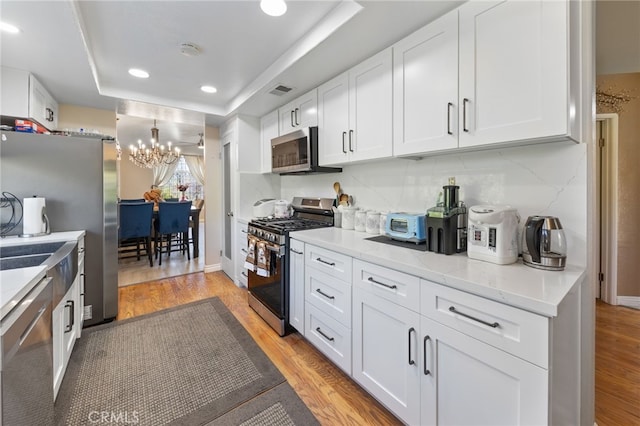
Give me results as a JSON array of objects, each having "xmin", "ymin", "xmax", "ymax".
[
  {"xmin": 237, "ymin": 173, "xmax": 281, "ymax": 221},
  {"xmin": 280, "ymin": 142, "xmax": 588, "ymax": 268}
]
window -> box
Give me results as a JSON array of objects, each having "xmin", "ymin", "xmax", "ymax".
[{"xmin": 160, "ymin": 157, "xmax": 203, "ymax": 200}]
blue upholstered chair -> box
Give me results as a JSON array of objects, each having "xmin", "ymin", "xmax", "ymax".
[
  {"xmin": 155, "ymin": 201, "xmax": 192, "ymax": 266},
  {"xmin": 120, "ymin": 198, "xmax": 146, "ymax": 203},
  {"xmin": 118, "ymin": 202, "xmax": 154, "ymax": 266}
]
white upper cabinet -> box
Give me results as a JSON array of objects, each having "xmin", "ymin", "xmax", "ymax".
[
  {"xmin": 232, "ymin": 115, "xmax": 261, "ymax": 173},
  {"xmin": 458, "ymin": 0, "xmax": 569, "ymax": 148},
  {"xmin": 393, "ymin": 10, "xmax": 459, "ymax": 155},
  {"xmin": 278, "ymin": 89, "xmax": 318, "ymax": 135},
  {"xmin": 259, "ymin": 109, "xmax": 279, "ymax": 173},
  {"xmin": 1, "ymin": 67, "xmax": 59, "ymax": 130},
  {"xmin": 393, "ymin": 0, "xmax": 584, "ymax": 157},
  {"xmin": 318, "ymin": 48, "xmax": 393, "ymax": 166}
]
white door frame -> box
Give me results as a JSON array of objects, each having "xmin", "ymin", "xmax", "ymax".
[{"xmin": 595, "ymin": 113, "xmax": 619, "ymax": 304}]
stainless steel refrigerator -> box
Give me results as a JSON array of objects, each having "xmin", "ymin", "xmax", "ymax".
[{"xmin": 0, "ymin": 131, "xmax": 118, "ymax": 326}]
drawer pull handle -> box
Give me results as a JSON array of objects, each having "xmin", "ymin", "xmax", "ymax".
[
  {"xmin": 241, "ymin": 272, "xmax": 248, "ymax": 278},
  {"xmin": 449, "ymin": 306, "xmax": 499, "ymax": 328},
  {"xmin": 316, "ymin": 327, "xmax": 335, "ymax": 342},
  {"xmin": 290, "ymin": 248, "xmax": 303, "ymax": 255},
  {"xmin": 316, "ymin": 288, "xmax": 335, "ymax": 300},
  {"xmin": 241, "ymin": 248, "xmax": 248, "ymax": 254},
  {"xmin": 423, "ymin": 335, "xmax": 431, "ymax": 375},
  {"xmin": 316, "ymin": 257, "xmax": 335, "ymax": 267},
  {"xmin": 408, "ymin": 327, "xmax": 416, "ymax": 366},
  {"xmin": 368, "ymin": 276, "xmax": 397, "ymax": 290}
]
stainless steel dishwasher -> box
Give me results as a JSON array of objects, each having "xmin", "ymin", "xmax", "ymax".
[{"xmin": 1, "ymin": 275, "xmax": 54, "ymax": 425}]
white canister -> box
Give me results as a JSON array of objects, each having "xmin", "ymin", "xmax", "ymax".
[
  {"xmin": 342, "ymin": 207, "xmax": 357, "ymax": 230},
  {"xmin": 355, "ymin": 210, "xmax": 367, "ymax": 232},
  {"xmin": 366, "ymin": 211, "xmax": 380, "ymax": 234},
  {"xmin": 379, "ymin": 212, "xmax": 388, "ymax": 235}
]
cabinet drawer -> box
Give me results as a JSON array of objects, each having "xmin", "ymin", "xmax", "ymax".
[
  {"xmin": 306, "ymin": 267, "xmax": 351, "ymax": 328},
  {"xmin": 421, "ymin": 281, "xmax": 549, "ymax": 368},
  {"xmin": 305, "ymin": 303, "xmax": 351, "ymax": 375},
  {"xmin": 305, "ymin": 244, "xmax": 352, "ymax": 282},
  {"xmin": 353, "ymin": 259, "xmax": 420, "ymax": 312}
]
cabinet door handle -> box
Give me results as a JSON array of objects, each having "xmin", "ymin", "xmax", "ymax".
[
  {"xmin": 447, "ymin": 102, "xmax": 454, "ymax": 135},
  {"xmin": 423, "ymin": 335, "xmax": 431, "ymax": 375},
  {"xmin": 241, "ymin": 229, "xmax": 248, "ymax": 234},
  {"xmin": 241, "ymin": 248, "xmax": 248, "ymax": 254},
  {"xmin": 408, "ymin": 327, "xmax": 416, "ymax": 366},
  {"xmin": 448, "ymin": 306, "xmax": 499, "ymax": 328},
  {"xmin": 290, "ymin": 110, "xmax": 295, "ymax": 127},
  {"xmin": 348, "ymin": 130, "xmax": 354, "ymax": 152},
  {"xmin": 367, "ymin": 276, "xmax": 397, "ymax": 290},
  {"xmin": 462, "ymin": 98, "xmax": 470, "ymax": 132},
  {"xmin": 315, "ymin": 288, "xmax": 335, "ymax": 300},
  {"xmin": 241, "ymin": 271, "xmax": 248, "ymax": 278},
  {"xmin": 64, "ymin": 300, "xmax": 75, "ymax": 333},
  {"xmin": 342, "ymin": 132, "xmax": 347, "ymax": 154},
  {"xmin": 294, "ymin": 108, "xmax": 300, "ymax": 125},
  {"xmin": 316, "ymin": 257, "xmax": 335, "ymax": 267},
  {"xmin": 316, "ymin": 327, "xmax": 335, "ymax": 342},
  {"xmin": 290, "ymin": 248, "xmax": 303, "ymax": 255}
]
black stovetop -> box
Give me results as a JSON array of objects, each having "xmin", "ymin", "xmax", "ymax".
[{"xmin": 251, "ymin": 217, "xmax": 332, "ymax": 233}]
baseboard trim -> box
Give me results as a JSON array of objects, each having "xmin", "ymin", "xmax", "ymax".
[
  {"xmin": 617, "ymin": 296, "xmax": 640, "ymax": 309},
  {"xmin": 204, "ymin": 263, "xmax": 222, "ymax": 273}
]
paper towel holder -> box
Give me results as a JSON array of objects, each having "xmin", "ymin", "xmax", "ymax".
[{"xmin": 19, "ymin": 197, "xmax": 51, "ymax": 238}]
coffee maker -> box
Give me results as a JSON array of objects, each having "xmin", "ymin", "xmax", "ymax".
[{"xmin": 426, "ymin": 180, "xmax": 467, "ymax": 255}]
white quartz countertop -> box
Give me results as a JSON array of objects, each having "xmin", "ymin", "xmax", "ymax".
[
  {"xmin": 1, "ymin": 231, "xmax": 85, "ymax": 320},
  {"xmin": 0, "ymin": 230, "xmax": 85, "ymax": 247},
  {"xmin": 290, "ymin": 228, "xmax": 586, "ymax": 317}
]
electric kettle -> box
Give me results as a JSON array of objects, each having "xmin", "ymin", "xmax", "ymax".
[{"xmin": 522, "ymin": 216, "xmax": 567, "ymax": 270}]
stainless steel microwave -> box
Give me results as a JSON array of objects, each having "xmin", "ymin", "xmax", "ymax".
[{"xmin": 271, "ymin": 126, "xmax": 341, "ymax": 175}]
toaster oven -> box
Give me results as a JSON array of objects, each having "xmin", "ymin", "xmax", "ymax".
[{"xmin": 385, "ymin": 213, "xmax": 426, "ymax": 243}]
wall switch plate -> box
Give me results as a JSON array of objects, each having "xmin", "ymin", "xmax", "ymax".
[{"xmin": 84, "ymin": 305, "xmax": 92, "ymax": 320}]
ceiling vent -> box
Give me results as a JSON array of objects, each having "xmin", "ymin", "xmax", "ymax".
[{"xmin": 268, "ymin": 84, "xmax": 293, "ymax": 96}]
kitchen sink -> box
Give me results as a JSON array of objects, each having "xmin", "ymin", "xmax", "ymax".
[
  {"xmin": 0, "ymin": 254, "xmax": 52, "ymax": 271},
  {"xmin": 0, "ymin": 242, "xmax": 65, "ymax": 258},
  {"xmin": 0, "ymin": 242, "xmax": 65, "ymax": 271}
]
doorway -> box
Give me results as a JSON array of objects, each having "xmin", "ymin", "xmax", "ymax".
[
  {"xmin": 596, "ymin": 114, "xmax": 619, "ymax": 304},
  {"xmin": 221, "ymin": 135, "xmax": 234, "ymax": 278}
]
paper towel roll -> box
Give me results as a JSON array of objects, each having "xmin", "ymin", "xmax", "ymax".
[{"xmin": 23, "ymin": 197, "xmax": 47, "ymax": 235}]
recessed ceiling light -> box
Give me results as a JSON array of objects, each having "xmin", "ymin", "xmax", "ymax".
[
  {"xmin": 260, "ymin": 0, "xmax": 287, "ymax": 17},
  {"xmin": 201, "ymin": 85, "xmax": 217, "ymax": 94},
  {"xmin": 0, "ymin": 21, "xmax": 20, "ymax": 34},
  {"xmin": 128, "ymin": 68, "xmax": 149, "ymax": 79}
]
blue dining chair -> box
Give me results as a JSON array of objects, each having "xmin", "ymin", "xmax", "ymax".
[
  {"xmin": 120, "ymin": 198, "xmax": 146, "ymax": 203},
  {"xmin": 118, "ymin": 202, "xmax": 154, "ymax": 266},
  {"xmin": 155, "ymin": 201, "xmax": 192, "ymax": 265}
]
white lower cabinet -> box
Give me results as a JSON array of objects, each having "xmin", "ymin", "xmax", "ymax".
[
  {"xmin": 236, "ymin": 220, "xmax": 249, "ymax": 287},
  {"xmin": 353, "ymin": 286, "xmax": 421, "ymax": 425},
  {"xmin": 420, "ymin": 316, "xmax": 548, "ymax": 425},
  {"xmin": 305, "ymin": 303, "xmax": 352, "ymax": 374},
  {"xmin": 289, "ymin": 239, "xmax": 305, "ymax": 334},
  {"xmin": 53, "ymin": 277, "xmax": 80, "ymax": 399}
]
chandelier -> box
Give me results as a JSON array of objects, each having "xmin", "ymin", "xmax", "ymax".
[{"xmin": 128, "ymin": 120, "xmax": 180, "ymax": 168}]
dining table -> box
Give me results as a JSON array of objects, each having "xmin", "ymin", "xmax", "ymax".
[{"xmin": 153, "ymin": 204, "xmax": 202, "ymax": 258}]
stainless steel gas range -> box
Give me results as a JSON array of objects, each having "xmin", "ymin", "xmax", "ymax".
[{"xmin": 246, "ymin": 197, "xmax": 334, "ymax": 336}]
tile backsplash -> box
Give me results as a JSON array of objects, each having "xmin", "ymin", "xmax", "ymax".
[{"xmin": 241, "ymin": 141, "xmax": 587, "ymax": 267}]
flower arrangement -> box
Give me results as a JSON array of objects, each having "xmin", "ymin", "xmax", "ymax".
[{"xmin": 177, "ymin": 183, "xmax": 189, "ymax": 201}]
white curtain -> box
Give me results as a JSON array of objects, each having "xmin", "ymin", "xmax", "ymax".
[
  {"xmin": 152, "ymin": 160, "xmax": 180, "ymax": 187},
  {"xmin": 184, "ymin": 155, "xmax": 205, "ymax": 185}
]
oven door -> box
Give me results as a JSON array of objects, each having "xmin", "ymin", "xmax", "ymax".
[{"xmin": 247, "ymin": 238, "xmax": 287, "ymax": 335}]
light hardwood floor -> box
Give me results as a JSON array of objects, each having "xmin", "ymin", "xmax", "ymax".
[
  {"xmin": 117, "ymin": 272, "xmax": 402, "ymax": 425},
  {"xmin": 116, "ymin": 272, "xmax": 639, "ymax": 425}
]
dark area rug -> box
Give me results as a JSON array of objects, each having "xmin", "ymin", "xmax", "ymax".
[{"xmin": 54, "ymin": 297, "xmax": 317, "ymax": 425}]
